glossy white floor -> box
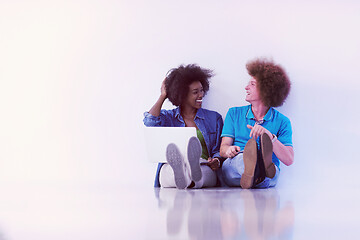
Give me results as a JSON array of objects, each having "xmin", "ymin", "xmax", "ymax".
[{"xmin": 0, "ymin": 160, "xmax": 359, "ymax": 240}]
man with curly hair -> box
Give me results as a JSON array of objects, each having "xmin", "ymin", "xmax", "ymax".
[
  {"xmin": 143, "ymin": 64, "xmax": 224, "ymax": 189},
  {"xmin": 220, "ymin": 58, "xmax": 294, "ymax": 189}
]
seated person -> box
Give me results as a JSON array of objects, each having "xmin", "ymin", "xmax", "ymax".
[
  {"xmin": 143, "ymin": 64, "xmax": 223, "ymax": 189},
  {"xmin": 220, "ymin": 58, "xmax": 294, "ymax": 189}
]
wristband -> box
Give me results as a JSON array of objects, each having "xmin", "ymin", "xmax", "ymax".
[{"xmin": 272, "ymin": 134, "xmax": 277, "ymax": 143}]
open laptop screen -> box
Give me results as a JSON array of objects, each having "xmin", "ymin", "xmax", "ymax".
[{"xmin": 143, "ymin": 127, "xmax": 197, "ymax": 163}]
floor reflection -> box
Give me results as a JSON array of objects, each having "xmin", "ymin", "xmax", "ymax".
[
  {"xmin": 0, "ymin": 228, "xmax": 5, "ymax": 240},
  {"xmin": 154, "ymin": 188, "xmax": 294, "ymax": 240}
]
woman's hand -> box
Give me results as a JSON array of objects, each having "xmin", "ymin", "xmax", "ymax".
[
  {"xmin": 160, "ymin": 78, "xmax": 167, "ymax": 99},
  {"xmin": 148, "ymin": 78, "xmax": 168, "ymax": 117},
  {"xmin": 247, "ymin": 124, "xmax": 272, "ymax": 140},
  {"xmin": 207, "ymin": 158, "xmax": 221, "ymax": 171}
]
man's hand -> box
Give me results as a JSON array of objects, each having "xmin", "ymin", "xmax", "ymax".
[
  {"xmin": 247, "ymin": 124, "xmax": 272, "ymax": 140},
  {"xmin": 224, "ymin": 146, "xmax": 241, "ymax": 158}
]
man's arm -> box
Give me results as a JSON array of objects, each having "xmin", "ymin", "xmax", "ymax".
[{"xmin": 220, "ymin": 137, "xmax": 241, "ymax": 158}]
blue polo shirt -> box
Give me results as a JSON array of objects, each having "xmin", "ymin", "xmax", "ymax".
[{"xmin": 221, "ymin": 105, "xmax": 293, "ymax": 168}]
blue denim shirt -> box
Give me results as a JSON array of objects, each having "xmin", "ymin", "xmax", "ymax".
[{"xmin": 143, "ymin": 107, "xmax": 224, "ymax": 187}]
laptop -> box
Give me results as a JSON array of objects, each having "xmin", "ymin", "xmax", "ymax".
[{"xmin": 143, "ymin": 126, "xmax": 197, "ymax": 163}]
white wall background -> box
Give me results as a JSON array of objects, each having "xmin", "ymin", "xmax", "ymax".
[{"xmin": 1, "ymin": 0, "xmax": 359, "ymax": 187}]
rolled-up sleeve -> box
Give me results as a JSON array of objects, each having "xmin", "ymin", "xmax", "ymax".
[
  {"xmin": 143, "ymin": 112, "xmax": 161, "ymax": 126},
  {"xmin": 211, "ymin": 113, "xmax": 224, "ymax": 160}
]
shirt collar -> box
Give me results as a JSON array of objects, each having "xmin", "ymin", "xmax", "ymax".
[
  {"xmin": 175, "ymin": 107, "xmax": 205, "ymax": 120},
  {"xmin": 175, "ymin": 107, "xmax": 182, "ymax": 122},
  {"xmin": 195, "ymin": 108, "xmax": 205, "ymax": 120},
  {"xmin": 246, "ymin": 105, "xmax": 273, "ymax": 122}
]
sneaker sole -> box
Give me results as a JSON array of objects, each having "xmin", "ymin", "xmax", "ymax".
[
  {"xmin": 187, "ymin": 136, "xmax": 202, "ymax": 182},
  {"xmin": 240, "ymin": 139, "xmax": 257, "ymax": 189},
  {"xmin": 261, "ymin": 134, "xmax": 276, "ymax": 178},
  {"xmin": 166, "ymin": 143, "xmax": 187, "ymax": 189}
]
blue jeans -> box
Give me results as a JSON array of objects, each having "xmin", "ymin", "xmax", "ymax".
[{"xmin": 221, "ymin": 152, "xmax": 280, "ymax": 188}]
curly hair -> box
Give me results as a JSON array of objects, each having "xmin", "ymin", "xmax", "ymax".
[
  {"xmin": 246, "ymin": 58, "xmax": 291, "ymax": 107},
  {"xmin": 165, "ymin": 64, "xmax": 213, "ymax": 106}
]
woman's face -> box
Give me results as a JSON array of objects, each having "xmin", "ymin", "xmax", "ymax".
[
  {"xmin": 245, "ymin": 77, "xmax": 261, "ymax": 103},
  {"xmin": 183, "ymin": 81, "xmax": 204, "ymax": 109}
]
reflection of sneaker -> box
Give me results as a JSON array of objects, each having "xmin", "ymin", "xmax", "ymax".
[
  {"xmin": 167, "ymin": 191, "xmax": 187, "ymax": 235},
  {"xmin": 187, "ymin": 136, "xmax": 202, "ymax": 182},
  {"xmin": 240, "ymin": 138, "xmax": 257, "ymax": 189},
  {"xmin": 260, "ymin": 134, "xmax": 276, "ymax": 178},
  {"xmin": 166, "ymin": 143, "xmax": 187, "ymax": 189}
]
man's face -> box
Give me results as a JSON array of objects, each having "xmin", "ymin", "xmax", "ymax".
[{"xmin": 245, "ymin": 77, "xmax": 261, "ymax": 103}]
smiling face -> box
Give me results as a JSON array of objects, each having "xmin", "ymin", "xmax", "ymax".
[
  {"xmin": 183, "ymin": 81, "xmax": 204, "ymax": 109},
  {"xmin": 245, "ymin": 77, "xmax": 261, "ymax": 104}
]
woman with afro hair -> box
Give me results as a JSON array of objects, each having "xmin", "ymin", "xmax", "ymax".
[
  {"xmin": 143, "ymin": 64, "xmax": 224, "ymax": 189},
  {"xmin": 220, "ymin": 58, "xmax": 294, "ymax": 189}
]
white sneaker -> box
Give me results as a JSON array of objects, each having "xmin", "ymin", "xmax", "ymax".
[
  {"xmin": 166, "ymin": 143, "xmax": 189, "ymax": 189},
  {"xmin": 187, "ymin": 136, "xmax": 202, "ymax": 182}
]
